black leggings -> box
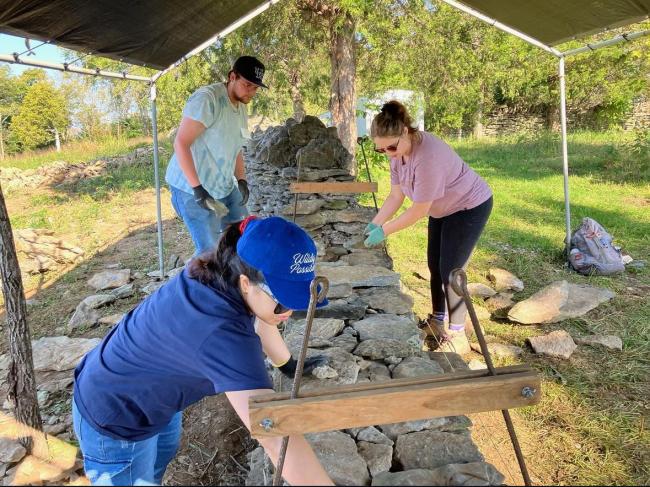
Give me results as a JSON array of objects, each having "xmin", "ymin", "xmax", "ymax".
[{"xmin": 427, "ymin": 196, "xmax": 493, "ymax": 326}]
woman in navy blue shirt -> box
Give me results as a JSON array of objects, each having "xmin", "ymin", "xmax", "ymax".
[{"xmin": 73, "ymin": 216, "xmax": 333, "ymax": 485}]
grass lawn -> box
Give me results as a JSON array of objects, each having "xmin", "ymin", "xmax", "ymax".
[
  {"xmin": 358, "ymin": 129, "xmax": 649, "ymax": 485},
  {"xmin": 0, "ymin": 136, "xmax": 153, "ymax": 171}
]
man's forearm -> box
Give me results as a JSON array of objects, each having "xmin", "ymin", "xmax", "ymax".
[
  {"xmin": 235, "ymin": 151, "xmax": 246, "ymax": 180},
  {"xmin": 175, "ymin": 141, "xmax": 201, "ymax": 187}
]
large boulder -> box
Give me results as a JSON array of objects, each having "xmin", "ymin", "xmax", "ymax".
[{"xmin": 508, "ymin": 281, "xmax": 615, "ymax": 324}]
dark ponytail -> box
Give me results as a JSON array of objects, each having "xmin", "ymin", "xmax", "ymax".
[
  {"xmin": 187, "ymin": 219, "xmax": 264, "ymax": 292},
  {"xmin": 370, "ymin": 100, "xmax": 420, "ymax": 142}
]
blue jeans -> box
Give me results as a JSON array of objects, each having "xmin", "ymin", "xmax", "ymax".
[
  {"xmin": 170, "ymin": 185, "xmax": 249, "ymax": 255},
  {"xmin": 72, "ymin": 399, "xmax": 182, "ymax": 486}
]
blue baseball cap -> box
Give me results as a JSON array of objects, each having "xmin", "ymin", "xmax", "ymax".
[{"xmin": 237, "ymin": 216, "xmax": 328, "ymax": 311}]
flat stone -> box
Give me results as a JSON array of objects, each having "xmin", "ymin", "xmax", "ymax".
[
  {"xmin": 245, "ymin": 447, "xmax": 273, "ymax": 486},
  {"xmin": 293, "ymin": 298, "xmax": 367, "ymax": 320},
  {"xmin": 81, "ymin": 294, "xmax": 117, "ymax": 309},
  {"xmin": 0, "ymin": 438, "xmax": 26, "ymax": 463},
  {"xmin": 357, "ymin": 287, "xmax": 414, "ymax": 315},
  {"xmin": 317, "ymin": 264, "xmax": 400, "ymax": 288},
  {"xmin": 575, "ymin": 334, "xmax": 623, "ymax": 351},
  {"xmin": 357, "ymin": 426, "xmax": 394, "ymax": 446},
  {"xmin": 312, "ymin": 365, "xmax": 339, "ymax": 379},
  {"xmin": 67, "ymin": 300, "xmax": 101, "ymax": 332},
  {"xmin": 306, "ymin": 431, "xmax": 370, "ymax": 486},
  {"xmin": 427, "ymin": 352, "xmax": 470, "ymax": 373},
  {"xmin": 358, "ymin": 441, "xmax": 393, "ymax": 477},
  {"xmin": 468, "ymin": 359, "xmax": 488, "ymax": 370},
  {"xmin": 285, "ymin": 318, "xmax": 345, "ymax": 340},
  {"xmin": 294, "ymin": 212, "xmax": 328, "ymax": 230},
  {"xmin": 282, "ymin": 347, "xmax": 360, "ymax": 392},
  {"xmin": 392, "ymin": 356, "xmax": 444, "ymax": 379},
  {"xmin": 87, "ymin": 269, "xmax": 131, "ymax": 291},
  {"xmin": 395, "ymin": 430, "xmax": 483, "ymax": 470},
  {"xmin": 110, "ymin": 283, "xmax": 135, "ymax": 299},
  {"xmin": 528, "ymin": 330, "xmax": 577, "ymax": 359},
  {"xmin": 508, "ymin": 281, "xmax": 615, "ymax": 324},
  {"xmin": 379, "ymin": 418, "xmax": 460, "ymax": 442},
  {"xmin": 352, "ymin": 314, "xmax": 418, "ymax": 342},
  {"xmin": 470, "ymin": 342, "xmax": 524, "ymax": 358},
  {"xmin": 142, "ymin": 281, "xmax": 165, "ymax": 295},
  {"xmin": 333, "ymin": 222, "xmax": 365, "ymax": 235},
  {"xmin": 488, "ymin": 268, "xmax": 524, "ymax": 292},
  {"xmin": 484, "ymin": 293, "xmax": 516, "ymax": 319},
  {"xmin": 467, "ymin": 282, "xmax": 497, "ymax": 299},
  {"xmin": 340, "ymin": 251, "xmax": 391, "ymax": 267},
  {"xmin": 328, "ymin": 283, "xmax": 354, "ymax": 299},
  {"xmin": 98, "ymin": 313, "xmax": 124, "ymax": 326},
  {"xmin": 281, "ymin": 199, "xmax": 326, "ymax": 216},
  {"xmin": 354, "ymin": 339, "xmax": 415, "ymax": 360},
  {"xmin": 330, "ymin": 334, "xmax": 358, "ymax": 353},
  {"xmin": 372, "ymin": 462, "xmax": 504, "ymax": 486},
  {"xmin": 367, "ymin": 361, "xmax": 392, "ymax": 382}
]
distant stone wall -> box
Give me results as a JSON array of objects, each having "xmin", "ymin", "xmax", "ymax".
[
  {"xmin": 483, "ymin": 107, "xmax": 545, "ymax": 137},
  {"xmin": 624, "ymin": 96, "xmax": 650, "ymax": 130},
  {"xmin": 484, "ymin": 96, "xmax": 649, "ymax": 136}
]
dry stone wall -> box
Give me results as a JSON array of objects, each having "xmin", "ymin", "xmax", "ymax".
[{"xmin": 243, "ymin": 118, "xmax": 504, "ymax": 486}]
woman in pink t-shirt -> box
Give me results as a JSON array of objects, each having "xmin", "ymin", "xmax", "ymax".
[{"xmin": 364, "ymin": 101, "xmax": 493, "ymax": 353}]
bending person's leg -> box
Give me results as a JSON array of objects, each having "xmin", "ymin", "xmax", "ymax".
[
  {"xmin": 421, "ymin": 216, "xmax": 446, "ymax": 342},
  {"xmin": 226, "ymin": 389, "xmax": 334, "ymax": 486},
  {"xmin": 440, "ymin": 197, "xmax": 493, "ymax": 330}
]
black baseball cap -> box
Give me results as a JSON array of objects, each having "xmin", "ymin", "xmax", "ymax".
[{"xmin": 232, "ymin": 56, "xmax": 268, "ymax": 88}]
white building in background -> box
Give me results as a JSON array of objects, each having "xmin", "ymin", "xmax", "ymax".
[{"xmin": 319, "ymin": 89, "xmax": 425, "ymax": 137}]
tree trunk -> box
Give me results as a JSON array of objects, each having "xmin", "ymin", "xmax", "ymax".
[
  {"xmin": 0, "ymin": 182, "xmax": 42, "ymax": 450},
  {"xmin": 473, "ymin": 87, "xmax": 485, "ymax": 139},
  {"xmin": 0, "ymin": 116, "xmax": 5, "ymax": 161},
  {"xmin": 329, "ymin": 13, "xmax": 357, "ymax": 175},
  {"xmin": 54, "ymin": 128, "xmax": 61, "ymax": 152},
  {"xmin": 289, "ymin": 72, "xmax": 306, "ymax": 122}
]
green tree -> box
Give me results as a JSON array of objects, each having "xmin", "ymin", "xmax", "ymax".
[{"xmin": 11, "ymin": 81, "xmax": 70, "ymax": 151}]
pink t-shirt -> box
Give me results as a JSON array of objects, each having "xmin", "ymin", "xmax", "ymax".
[{"xmin": 390, "ymin": 132, "xmax": 492, "ymax": 218}]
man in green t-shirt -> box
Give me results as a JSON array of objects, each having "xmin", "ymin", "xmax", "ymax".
[{"xmin": 166, "ymin": 56, "xmax": 267, "ymax": 254}]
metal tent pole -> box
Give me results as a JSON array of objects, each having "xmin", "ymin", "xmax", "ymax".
[
  {"xmin": 558, "ymin": 57, "xmax": 572, "ymax": 261},
  {"xmin": 150, "ymin": 83, "xmax": 165, "ymax": 278}
]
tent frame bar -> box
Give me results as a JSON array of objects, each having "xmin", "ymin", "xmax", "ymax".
[
  {"xmin": 561, "ymin": 29, "xmax": 650, "ymax": 57},
  {"xmin": 0, "ymin": 53, "xmax": 151, "ymax": 82}
]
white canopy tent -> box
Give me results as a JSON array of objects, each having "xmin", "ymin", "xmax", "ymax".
[{"xmin": 1, "ymin": 0, "xmax": 648, "ymax": 278}]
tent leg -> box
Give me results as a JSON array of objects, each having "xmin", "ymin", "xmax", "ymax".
[
  {"xmin": 150, "ymin": 83, "xmax": 165, "ymax": 278},
  {"xmin": 559, "ymin": 56, "xmax": 571, "ymax": 262}
]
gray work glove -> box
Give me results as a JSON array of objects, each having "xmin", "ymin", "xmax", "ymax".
[
  {"xmin": 237, "ymin": 179, "xmax": 249, "ymax": 206},
  {"xmin": 193, "ymin": 184, "xmax": 228, "ymax": 217}
]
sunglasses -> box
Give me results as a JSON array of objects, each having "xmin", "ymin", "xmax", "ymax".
[
  {"xmin": 374, "ymin": 136, "xmax": 401, "ymax": 154},
  {"xmin": 257, "ymin": 282, "xmax": 291, "ymax": 315}
]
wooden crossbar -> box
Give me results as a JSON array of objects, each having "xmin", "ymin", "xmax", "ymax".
[
  {"xmin": 249, "ymin": 365, "xmax": 540, "ymax": 438},
  {"xmin": 290, "ymin": 182, "xmax": 378, "ymax": 194}
]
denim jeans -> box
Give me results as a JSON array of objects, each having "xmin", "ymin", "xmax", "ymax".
[
  {"xmin": 170, "ymin": 185, "xmax": 249, "ymax": 255},
  {"xmin": 72, "ymin": 399, "xmax": 182, "ymax": 486}
]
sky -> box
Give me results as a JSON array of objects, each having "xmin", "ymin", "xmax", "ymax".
[{"xmin": 0, "ymin": 33, "xmax": 66, "ymax": 79}]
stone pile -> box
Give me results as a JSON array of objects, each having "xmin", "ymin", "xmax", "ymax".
[
  {"xmin": 243, "ymin": 119, "xmax": 504, "ymax": 485},
  {"xmin": 0, "ymin": 146, "xmax": 163, "ymax": 191}
]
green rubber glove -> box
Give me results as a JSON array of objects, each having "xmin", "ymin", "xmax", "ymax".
[
  {"xmin": 364, "ymin": 222, "xmax": 379, "ymax": 235},
  {"xmin": 364, "ymin": 225, "xmax": 386, "ymax": 247}
]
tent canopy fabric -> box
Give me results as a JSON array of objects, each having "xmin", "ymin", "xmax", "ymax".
[
  {"xmin": 0, "ymin": 0, "xmax": 270, "ymax": 70},
  {"xmin": 458, "ymin": 0, "xmax": 650, "ymax": 46},
  {"xmin": 1, "ymin": 1, "xmax": 649, "ymax": 72}
]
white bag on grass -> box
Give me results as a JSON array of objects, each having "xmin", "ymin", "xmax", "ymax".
[{"xmin": 569, "ymin": 217, "xmax": 625, "ymax": 276}]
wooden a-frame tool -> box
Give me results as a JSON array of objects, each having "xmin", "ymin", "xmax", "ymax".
[{"xmin": 249, "ymin": 364, "xmax": 540, "ymax": 438}]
